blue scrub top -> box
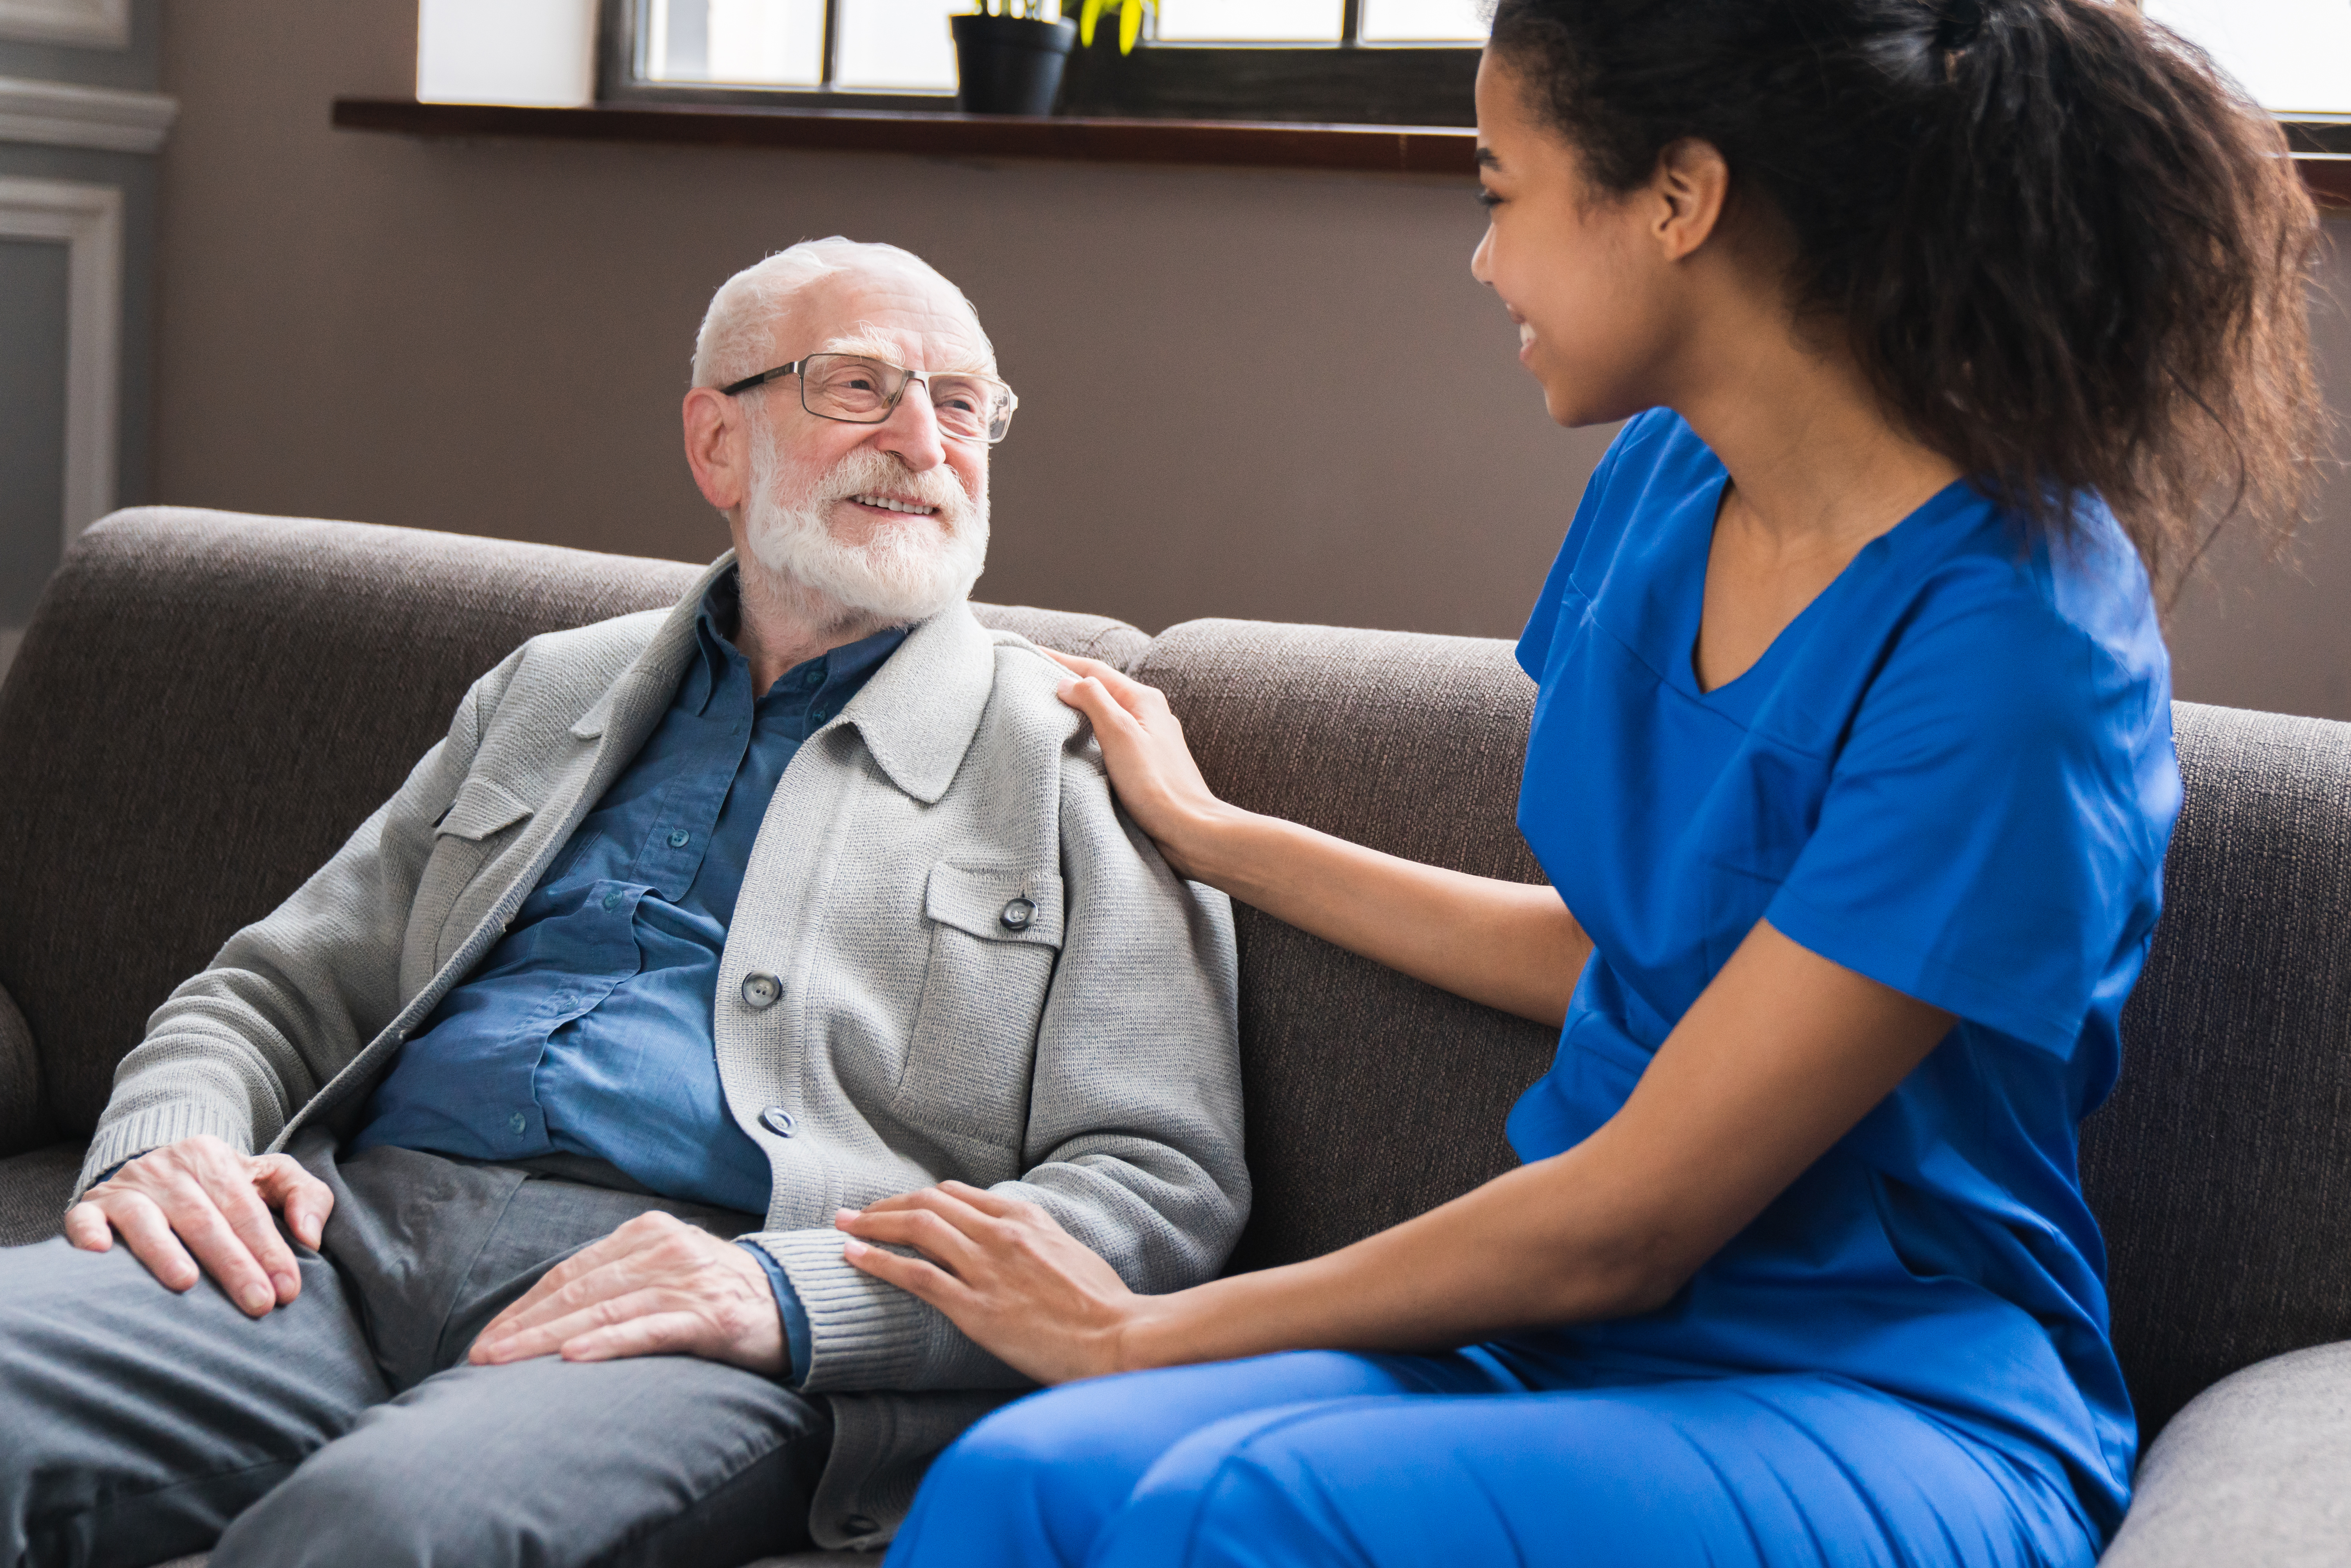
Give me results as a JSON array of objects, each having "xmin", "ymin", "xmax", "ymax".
[{"xmin": 1504, "ymin": 410, "xmax": 2180, "ymax": 1533}]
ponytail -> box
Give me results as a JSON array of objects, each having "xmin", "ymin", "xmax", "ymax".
[{"xmin": 1488, "ymin": 0, "xmax": 2324, "ymax": 591}]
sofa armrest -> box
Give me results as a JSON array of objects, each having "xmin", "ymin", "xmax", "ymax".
[
  {"xmin": 0, "ymin": 977, "xmax": 41, "ymax": 1157},
  {"xmin": 2099, "ymin": 1341, "xmax": 2351, "ymax": 1565}
]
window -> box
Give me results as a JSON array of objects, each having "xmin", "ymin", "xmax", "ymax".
[
  {"xmin": 2145, "ymin": 0, "xmax": 2351, "ymax": 117},
  {"xmin": 600, "ymin": 0, "xmax": 1487, "ymax": 125}
]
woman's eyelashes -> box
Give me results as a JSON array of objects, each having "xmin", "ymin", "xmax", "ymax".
[{"xmin": 1476, "ymin": 186, "xmax": 1503, "ymax": 210}]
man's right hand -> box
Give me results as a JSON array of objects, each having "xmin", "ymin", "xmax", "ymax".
[{"xmin": 62, "ymin": 1135, "xmax": 333, "ymax": 1317}]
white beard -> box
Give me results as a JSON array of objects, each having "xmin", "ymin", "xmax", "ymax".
[{"xmin": 738, "ymin": 422, "xmax": 989, "ymax": 626}]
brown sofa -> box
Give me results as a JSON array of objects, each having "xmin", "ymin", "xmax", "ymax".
[{"xmin": 2, "ymin": 508, "xmax": 2347, "ymax": 1565}]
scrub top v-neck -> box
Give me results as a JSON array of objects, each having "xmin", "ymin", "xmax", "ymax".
[{"xmin": 1504, "ymin": 409, "xmax": 2181, "ymax": 1534}]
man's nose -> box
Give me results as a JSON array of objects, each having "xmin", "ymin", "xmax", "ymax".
[{"xmin": 872, "ymin": 383, "xmax": 949, "ymax": 472}]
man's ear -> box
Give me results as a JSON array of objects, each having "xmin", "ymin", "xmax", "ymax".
[
  {"xmin": 684, "ymin": 386, "xmax": 749, "ymax": 514},
  {"xmin": 1649, "ymin": 137, "xmax": 1731, "ymax": 264}
]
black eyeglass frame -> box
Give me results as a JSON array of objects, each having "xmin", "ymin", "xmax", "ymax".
[{"xmin": 720, "ymin": 354, "xmax": 1018, "ymax": 445}]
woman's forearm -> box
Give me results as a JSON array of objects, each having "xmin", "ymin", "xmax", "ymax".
[
  {"xmin": 1116, "ymin": 1152, "xmax": 1663, "ymax": 1373},
  {"xmin": 1176, "ymin": 804, "xmax": 1591, "ymax": 1028}
]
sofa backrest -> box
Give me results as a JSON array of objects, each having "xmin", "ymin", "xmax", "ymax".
[
  {"xmin": 0, "ymin": 508, "xmax": 1148, "ymax": 1145},
  {"xmin": 2080, "ymin": 703, "xmax": 2351, "ymax": 1436},
  {"xmin": 1139, "ymin": 619, "xmax": 2351, "ymax": 1443},
  {"xmin": 6, "ymin": 512, "xmax": 2348, "ymax": 1445},
  {"xmin": 1132, "ymin": 619, "xmax": 1559, "ymax": 1274}
]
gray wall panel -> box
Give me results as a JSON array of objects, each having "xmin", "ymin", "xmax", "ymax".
[{"xmin": 0, "ymin": 235, "xmax": 68, "ymax": 624}]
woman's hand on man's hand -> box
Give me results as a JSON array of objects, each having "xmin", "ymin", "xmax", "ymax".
[
  {"xmin": 63, "ymin": 1134, "xmax": 334, "ymax": 1318},
  {"xmin": 1047, "ymin": 652, "xmax": 1230, "ymax": 882},
  {"xmin": 836, "ymin": 1182, "xmax": 1152, "ymax": 1387}
]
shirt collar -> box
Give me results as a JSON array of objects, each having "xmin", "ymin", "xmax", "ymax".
[{"xmin": 694, "ymin": 564, "xmax": 911, "ymax": 711}]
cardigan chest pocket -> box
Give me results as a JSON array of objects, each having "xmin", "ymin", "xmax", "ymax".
[
  {"xmin": 892, "ymin": 863, "xmax": 1065, "ymax": 1150},
  {"xmin": 417, "ymin": 776, "xmax": 535, "ymax": 972}
]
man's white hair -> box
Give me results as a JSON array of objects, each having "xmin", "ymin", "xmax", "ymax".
[{"xmin": 690, "ymin": 237, "xmax": 991, "ymax": 389}]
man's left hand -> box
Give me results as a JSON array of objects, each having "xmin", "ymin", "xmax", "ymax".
[{"xmin": 468, "ymin": 1211, "xmax": 785, "ymax": 1374}]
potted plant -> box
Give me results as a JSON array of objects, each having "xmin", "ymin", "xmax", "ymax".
[
  {"xmin": 1077, "ymin": 0, "xmax": 1157, "ymax": 54},
  {"xmin": 951, "ymin": 2, "xmax": 1081, "ymax": 116}
]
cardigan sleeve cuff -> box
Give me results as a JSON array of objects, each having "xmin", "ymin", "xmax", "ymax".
[
  {"xmin": 736, "ymin": 1239, "xmax": 812, "ymax": 1385},
  {"xmin": 74, "ymin": 1102, "xmax": 255, "ymax": 1199}
]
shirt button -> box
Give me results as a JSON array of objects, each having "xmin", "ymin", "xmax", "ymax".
[
  {"xmin": 1000, "ymin": 897, "xmax": 1037, "ymax": 931},
  {"xmin": 803, "ymin": 667, "xmax": 823, "ymax": 689},
  {"xmin": 810, "ymin": 707, "xmax": 830, "ymax": 723},
  {"xmin": 508, "ymin": 1111, "xmax": 527, "ymax": 1135},
  {"xmin": 602, "ymin": 890, "xmax": 623, "ymax": 912},
  {"xmin": 761, "ymin": 1105, "xmax": 797, "ymax": 1137},
  {"xmin": 668, "ymin": 829, "xmax": 690, "ymax": 848},
  {"xmin": 740, "ymin": 971, "xmax": 783, "ymax": 1010}
]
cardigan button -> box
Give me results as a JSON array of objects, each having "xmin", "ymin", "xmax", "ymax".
[
  {"xmin": 1000, "ymin": 897, "xmax": 1037, "ymax": 931},
  {"xmin": 760, "ymin": 1105, "xmax": 796, "ymax": 1138},
  {"xmin": 740, "ymin": 972, "xmax": 782, "ymax": 1010}
]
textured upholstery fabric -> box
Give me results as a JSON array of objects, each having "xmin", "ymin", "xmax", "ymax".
[
  {"xmin": 0, "ymin": 981, "xmax": 38, "ymax": 1155},
  {"xmin": 2082, "ymin": 703, "xmax": 2351, "ymax": 1439},
  {"xmin": 2096, "ymin": 1340, "xmax": 2351, "ymax": 1567},
  {"xmin": 0, "ymin": 1143, "xmax": 81, "ymax": 1246},
  {"xmin": 0, "ymin": 508, "xmax": 1149, "ymax": 1148},
  {"xmin": 1133, "ymin": 619, "xmax": 1558, "ymax": 1274}
]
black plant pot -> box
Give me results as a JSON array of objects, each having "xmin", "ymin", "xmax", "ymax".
[{"xmin": 951, "ymin": 14, "xmax": 1078, "ymax": 116}]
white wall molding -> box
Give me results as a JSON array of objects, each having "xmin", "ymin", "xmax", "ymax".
[
  {"xmin": 0, "ymin": 76, "xmax": 175, "ymax": 153},
  {"xmin": 0, "ymin": 176, "xmax": 121, "ymax": 551},
  {"xmin": 0, "ymin": 0, "xmax": 127, "ymax": 49}
]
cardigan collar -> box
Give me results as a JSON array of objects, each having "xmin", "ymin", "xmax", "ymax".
[{"xmin": 572, "ymin": 551, "xmax": 994, "ymax": 807}]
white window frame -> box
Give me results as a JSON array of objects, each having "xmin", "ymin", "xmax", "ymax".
[{"xmin": 0, "ymin": 0, "xmax": 130, "ymax": 50}]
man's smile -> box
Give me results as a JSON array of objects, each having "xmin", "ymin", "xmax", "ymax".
[{"xmin": 847, "ymin": 493, "xmax": 939, "ymax": 517}]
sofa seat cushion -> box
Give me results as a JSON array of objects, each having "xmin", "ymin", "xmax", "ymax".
[{"xmin": 0, "ymin": 1141, "xmax": 83, "ymax": 1246}]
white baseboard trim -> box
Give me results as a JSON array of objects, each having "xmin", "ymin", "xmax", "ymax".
[
  {"xmin": 0, "ymin": 175, "xmax": 121, "ymax": 551},
  {"xmin": 0, "ymin": 76, "xmax": 176, "ymax": 154}
]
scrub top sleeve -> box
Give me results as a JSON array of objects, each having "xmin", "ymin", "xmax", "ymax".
[{"xmin": 1763, "ymin": 578, "xmax": 2159, "ymax": 1058}]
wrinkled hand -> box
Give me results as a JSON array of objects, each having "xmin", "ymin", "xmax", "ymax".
[
  {"xmin": 468, "ymin": 1211, "xmax": 785, "ymax": 1374},
  {"xmin": 1046, "ymin": 651, "xmax": 1228, "ymax": 880},
  {"xmin": 837, "ymin": 1182, "xmax": 1144, "ymax": 1386},
  {"xmin": 63, "ymin": 1134, "xmax": 333, "ymax": 1318}
]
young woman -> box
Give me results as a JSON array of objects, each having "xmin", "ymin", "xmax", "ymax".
[{"xmin": 838, "ymin": 2, "xmax": 2320, "ymax": 1562}]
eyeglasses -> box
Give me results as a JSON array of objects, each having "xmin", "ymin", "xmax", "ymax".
[{"xmin": 721, "ymin": 353, "xmax": 1018, "ymax": 445}]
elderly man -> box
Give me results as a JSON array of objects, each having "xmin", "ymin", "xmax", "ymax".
[{"xmin": 0, "ymin": 238, "xmax": 1246, "ymax": 1568}]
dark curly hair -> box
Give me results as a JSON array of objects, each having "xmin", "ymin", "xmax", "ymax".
[{"xmin": 1487, "ymin": 0, "xmax": 2325, "ymax": 591}]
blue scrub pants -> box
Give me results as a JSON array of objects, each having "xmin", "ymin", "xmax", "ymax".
[{"xmin": 884, "ymin": 1351, "xmax": 2100, "ymax": 1568}]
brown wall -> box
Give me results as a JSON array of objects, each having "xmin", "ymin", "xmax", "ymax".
[{"xmin": 153, "ymin": 0, "xmax": 2349, "ymax": 712}]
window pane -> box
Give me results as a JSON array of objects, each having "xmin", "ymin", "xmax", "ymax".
[
  {"xmin": 836, "ymin": 0, "xmax": 961, "ymax": 90},
  {"xmin": 1156, "ymin": 0, "xmax": 1342, "ymax": 44},
  {"xmin": 646, "ymin": 0, "xmax": 824, "ymax": 86},
  {"xmin": 1359, "ymin": 0, "xmax": 1487, "ymax": 43},
  {"xmin": 2145, "ymin": 0, "xmax": 2351, "ymax": 114}
]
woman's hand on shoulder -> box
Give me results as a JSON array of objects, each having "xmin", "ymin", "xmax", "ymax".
[{"xmin": 1047, "ymin": 652, "xmax": 1234, "ymax": 881}]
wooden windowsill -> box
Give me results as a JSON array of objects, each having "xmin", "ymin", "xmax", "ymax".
[
  {"xmin": 331, "ymin": 97, "xmax": 1477, "ymax": 176},
  {"xmin": 333, "ymin": 97, "xmax": 2351, "ymax": 206}
]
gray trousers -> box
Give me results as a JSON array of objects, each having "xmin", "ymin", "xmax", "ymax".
[{"xmin": 0, "ymin": 1133, "xmax": 832, "ymax": 1568}]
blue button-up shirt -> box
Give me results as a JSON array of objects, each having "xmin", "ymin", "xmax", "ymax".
[{"xmin": 353, "ymin": 570, "xmax": 906, "ymax": 1376}]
